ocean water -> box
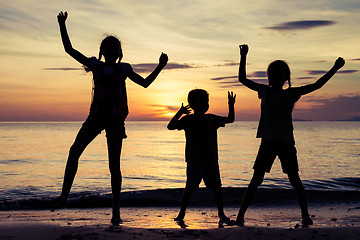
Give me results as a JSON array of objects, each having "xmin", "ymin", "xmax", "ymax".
[{"xmin": 0, "ymin": 121, "xmax": 359, "ymax": 203}]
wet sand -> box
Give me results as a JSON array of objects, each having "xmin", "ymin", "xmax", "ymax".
[{"xmin": 1, "ymin": 203, "xmax": 359, "ymax": 239}]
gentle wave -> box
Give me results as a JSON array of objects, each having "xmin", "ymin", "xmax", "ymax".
[
  {"xmin": 1, "ymin": 187, "xmax": 359, "ymax": 210},
  {"xmin": 0, "ymin": 176, "xmax": 359, "ymax": 202},
  {"xmin": 228, "ymin": 177, "xmax": 360, "ymax": 191},
  {"xmin": 0, "ymin": 159, "xmax": 31, "ymax": 164}
]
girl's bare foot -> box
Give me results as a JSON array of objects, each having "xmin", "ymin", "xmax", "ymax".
[
  {"xmin": 51, "ymin": 196, "xmax": 68, "ymax": 208},
  {"xmin": 111, "ymin": 216, "xmax": 123, "ymax": 226},
  {"xmin": 235, "ymin": 217, "xmax": 245, "ymax": 226}
]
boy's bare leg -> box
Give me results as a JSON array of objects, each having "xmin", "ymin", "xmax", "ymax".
[
  {"xmin": 213, "ymin": 187, "xmax": 236, "ymax": 226},
  {"xmin": 236, "ymin": 170, "xmax": 265, "ymax": 225},
  {"xmin": 175, "ymin": 188, "xmax": 193, "ymax": 221}
]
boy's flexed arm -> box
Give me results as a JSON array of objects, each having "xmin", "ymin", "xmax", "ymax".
[
  {"xmin": 225, "ymin": 91, "xmax": 236, "ymax": 123},
  {"xmin": 167, "ymin": 104, "xmax": 191, "ymax": 130},
  {"xmin": 238, "ymin": 44, "xmax": 262, "ymax": 91},
  {"xmin": 296, "ymin": 57, "xmax": 345, "ymax": 96},
  {"xmin": 128, "ymin": 53, "xmax": 168, "ymax": 88},
  {"xmin": 57, "ymin": 11, "xmax": 89, "ymax": 66}
]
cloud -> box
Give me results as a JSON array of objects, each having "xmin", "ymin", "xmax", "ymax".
[
  {"xmin": 295, "ymin": 76, "xmax": 316, "ymax": 80},
  {"xmin": 212, "ymin": 71, "xmax": 267, "ymax": 81},
  {"xmin": 305, "ymin": 70, "xmax": 328, "ymax": 75},
  {"xmin": 294, "ymin": 76, "xmax": 317, "ymax": 85},
  {"xmin": 218, "ymin": 82, "xmax": 243, "ymax": 88},
  {"xmin": 248, "ymin": 71, "xmax": 267, "ymax": 78},
  {"xmin": 265, "ymin": 20, "xmax": 336, "ymax": 30},
  {"xmin": 305, "ymin": 70, "xmax": 359, "ymax": 75},
  {"xmin": 211, "ymin": 76, "xmax": 237, "ymax": 81},
  {"xmin": 132, "ymin": 62, "xmax": 198, "ymax": 73},
  {"xmin": 211, "ymin": 74, "xmax": 268, "ymax": 88},
  {"xmin": 312, "ymin": 60, "xmax": 328, "ymax": 63},
  {"xmin": 148, "ymin": 105, "xmax": 179, "ymax": 112},
  {"xmin": 214, "ymin": 61, "xmax": 238, "ymax": 67},
  {"xmin": 0, "ymin": 49, "xmax": 59, "ymax": 58},
  {"xmin": 43, "ymin": 67, "xmax": 83, "ymax": 71},
  {"xmin": 295, "ymin": 94, "xmax": 360, "ymax": 120},
  {"xmin": 351, "ymin": 58, "xmax": 360, "ymax": 61},
  {"xmin": 0, "ymin": 5, "xmax": 37, "ymax": 31},
  {"xmin": 210, "ymin": 75, "xmax": 240, "ymax": 88},
  {"xmin": 338, "ymin": 70, "xmax": 359, "ymax": 74},
  {"xmin": 42, "ymin": 62, "xmax": 198, "ymax": 73}
]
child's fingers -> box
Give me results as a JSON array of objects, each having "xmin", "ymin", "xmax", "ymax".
[{"xmin": 228, "ymin": 91, "xmax": 235, "ymax": 98}]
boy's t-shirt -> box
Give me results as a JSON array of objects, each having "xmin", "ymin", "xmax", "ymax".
[{"xmin": 176, "ymin": 114, "xmax": 226, "ymax": 162}]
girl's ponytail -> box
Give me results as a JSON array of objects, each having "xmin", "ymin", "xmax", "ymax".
[{"xmin": 98, "ymin": 51, "xmax": 102, "ymax": 61}]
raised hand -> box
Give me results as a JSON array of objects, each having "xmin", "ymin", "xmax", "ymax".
[
  {"xmin": 334, "ymin": 57, "xmax": 345, "ymax": 70},
  {"xmin": 159, "ymin": 52, "xmax": 168, "ymax": 69},
  {"xmin": 179, "ymin": 103, "xmax": 191, "ymax": 115},
  {"xmin": 228, "ymin": 91, "xmax": 236, "ymax": 105},
  {"xmin": 239, "ymin": 44, "xmax": 249, "ymax": 56},
  {"xmin": 57, "ymin": 11, "xmax": 68, "ymax": 24}
]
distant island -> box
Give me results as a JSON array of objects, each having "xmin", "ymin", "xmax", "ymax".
[
  {"xmin": 336, "ymin": 116, "xmax": 360, "ymax": 121},
  {"xmin": 293, "ymin": 117, "xmax": 360, "ymax": 121},
  {"xmin": 293, "ymin": 119, "xmax": 312, "ymax": 121}
]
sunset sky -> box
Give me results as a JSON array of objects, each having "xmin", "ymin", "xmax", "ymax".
[{"xmin": 0, "ymin": 0, "xmax": 359, "ymax": 121}]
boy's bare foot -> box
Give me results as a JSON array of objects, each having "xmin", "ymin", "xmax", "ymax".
[
  {"xmin": 302, "ymin": 216, "xmax": 313, "ymax": 227},
  {"xmin": 176, "ymin": 219, "xmax": 188, "ymax": 228},
  {"xmin": 174, "ymin": 215, "xmax": 184, "ymax": 222},
  {"xmin": 174, "ymin": 215, "xmax": 188, "ymax": 228},
  {"xmin": 219, "ymin": 215, "xmax": 237, "ymax": 227}
]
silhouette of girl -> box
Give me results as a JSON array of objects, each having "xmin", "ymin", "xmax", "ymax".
[
  {"xmin": 56, "ymin": 11, "xmax": 168, "ymax": 225},
  {"xmin": 236, "ymin": 44, "xmax": 345, "ymax": 226}
]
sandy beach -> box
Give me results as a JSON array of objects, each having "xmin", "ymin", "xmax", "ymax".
[{"xmin": 1, "ymin": 203, "xmax": 359, "ymax": 240}]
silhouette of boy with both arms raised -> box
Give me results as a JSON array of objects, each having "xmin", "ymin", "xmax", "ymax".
[{"xmin": 167, "ymin": 89, "xmax": 236, "ymax": 227}]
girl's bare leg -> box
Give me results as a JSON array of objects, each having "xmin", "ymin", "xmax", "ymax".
[
  {"xmin": 236, "ymin": 170, "xmax": 265, "ymax": 225},
  {"xmin": 107, "ymin": 134, "xmax": 123, "ymax": 225},
  {"xmin": 287, "ymin": 171, "xmax": 313, "ymax": 226},
  {"xmin": 57, "ymin": 123, "xmax": 100, "ymax": 206}
]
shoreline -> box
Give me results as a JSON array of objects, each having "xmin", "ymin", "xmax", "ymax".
[
  {"xmin": 2, "ymin": 187, "xmax": 360, "ymax": 210},
  {"xmin": 1, "ymin": 203, "xmax": 359, "ymax": 240}
]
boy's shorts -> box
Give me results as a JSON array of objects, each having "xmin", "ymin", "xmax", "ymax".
[
  {"xmin": 185, "ymin": 161, "xmax": 222, "ymax": 190},
  {"xmin": 253, "ymin": 140, "xmax": 299, "ymax": 173}
]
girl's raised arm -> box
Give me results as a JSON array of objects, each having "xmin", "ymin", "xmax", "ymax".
[
  {"xmin": 127, "ymin": 53, "xmax": 168, "ymax": 88},
  {"xmin": 57, "ymin": 11, "xmax": 89, "ymax": 66},
  {"xmin": 238, "ymin": 44, "xmax": 263, "ymax": 92},
  {"xmin": 294, "ymin": 57, "xmax": 345, "ymax": 96}
]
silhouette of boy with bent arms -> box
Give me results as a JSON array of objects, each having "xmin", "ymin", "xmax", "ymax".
[{"xmin": 167, "ymin": 89, "xmax": 236, "ymax": 227}]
